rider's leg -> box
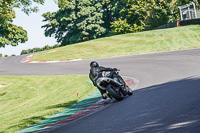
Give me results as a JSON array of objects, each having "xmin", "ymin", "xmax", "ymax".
[{"xmin": 97, "ymin": 87, "xmax": 107, "ymax": 99}]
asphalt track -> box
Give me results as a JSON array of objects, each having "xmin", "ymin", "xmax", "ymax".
[{"xmin": 1, "ymin": 48, "xmax": 200, "ymax": 133}]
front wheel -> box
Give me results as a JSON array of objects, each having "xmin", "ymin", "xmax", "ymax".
[
  {"xmin": 126, "ymin": 86, "xmax": 133, "ymax": 95},
  {"xmin": 116, "ymin": 75, "xmax": 132, "ymax": 96},
  {"xmin": 106, "ymin": 84, "xmax": 123, "ymax": 101}
]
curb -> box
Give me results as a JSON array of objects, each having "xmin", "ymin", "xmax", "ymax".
[
  {"xmin": 16, "ymin": 77, "xmax": 137, "ymax": 133},
  {"xmin": 21, "ymin": 55, "xmax": 82, "ymax": 63},
  {"xmin": 21, "ymin": 48, "xmax": 200, "ymax": 64}
]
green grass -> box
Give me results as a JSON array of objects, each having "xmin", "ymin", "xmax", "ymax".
[
  {"xmin": 0, "ymin": 75, "xmax": 94, "ymax": 133},
  {"xmin": 31, "ymin": 25, "xmax": 200, "ymax": 61}
]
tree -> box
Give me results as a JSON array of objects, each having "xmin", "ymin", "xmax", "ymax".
[
  {"xmin": 110, "ymin": 18, "xmax": 144, "ymax": 35},
  {"xmin": 21, "ymin": 50, "xmax": 27, "ymax": 55},
  {"xmin": 172, "ymin": 0, "xmax": 197, "ymax": 6},
  {"xmin": 0, "ymin": 23, "xmax": 28, "ymax": 47},
  {"xmin": 121, "ymin": 0, "xmax": 148, "ymax": 26},
  {"xmin": 42, "ymin": 0, "xmax": 197, "ymax": 44},
  {"xmin": 99, "ymin": 0, "xmax": 125, "ymax": 35},
  {"xmin": 53, "ymin": 44, "xmax": 60, "ymax": 48},
  {"xmin": 42, "ymin": 0, "xmax": 106, "ymax": 46},
  {"xmin": 43, "ymin": 45, "xmax": 50, "ymax": 50},
  {"xmin": 1, "ymin": 0, "xmax": 45, "ymax": 16},
  {"xmin": 20, "ymin": 44, "xmax": 60, "ymax": 55},
  {"xmin": 116, "ymin": 0, "xmax": 180, "ymax": 30},
  {"xmin": 0, "ymin": 0, "xmax": 45, "ymax": 48},
  {"xmin": 144, "ymin": 0, "xmax": 174, "ymax": 29},
  {"xmin": 109, "ymin": 0, "xmax": 146, "ymax": 34}
]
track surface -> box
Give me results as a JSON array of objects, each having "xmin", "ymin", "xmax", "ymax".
[{"xmin": 1, "ymin": 49, "xmax": 200, "ymax": 132}]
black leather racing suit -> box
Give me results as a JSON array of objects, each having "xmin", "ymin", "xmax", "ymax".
[{"xmin": 89, "ymin": 66, "xmax": 114, "ymax": 95}]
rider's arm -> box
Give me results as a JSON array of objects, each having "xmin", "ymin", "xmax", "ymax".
[{"xmin": 99, "ymin": 66, "xmax": 116, "ymax": 71}]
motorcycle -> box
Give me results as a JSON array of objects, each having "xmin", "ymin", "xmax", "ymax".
[{"xmin": 96, "ymin": 69, "xmax": 133, "ymax": 101}]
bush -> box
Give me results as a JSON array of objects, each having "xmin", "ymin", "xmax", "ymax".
[
  {"xmin": 20, "ymin": 44, "xmax": 60, "ymax": 55},
  {"xmin": 110, "ymin": 18, "xmax": 145, "ymax": 35}
]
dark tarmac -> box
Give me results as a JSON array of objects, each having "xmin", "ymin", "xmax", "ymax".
[{"xmin": 1, "ymin": 48, "xmax": 200, "ymax": 133}]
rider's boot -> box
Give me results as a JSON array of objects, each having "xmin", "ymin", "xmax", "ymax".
[
  {"xmin": 102, "ymin": 93, "xmax": 108, "ymax": 99},
  {"xmin": 107, "ymin": 93, "xmax": 112, "ymax": 99},
  {"xmin": 102, "ymin": 93, "xmax": 112, "ymax": 99}
]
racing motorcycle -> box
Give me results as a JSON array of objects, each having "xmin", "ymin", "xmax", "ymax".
[{"xmin": 96, "ymin": 69, "xmax": 133, "ymax": 101}]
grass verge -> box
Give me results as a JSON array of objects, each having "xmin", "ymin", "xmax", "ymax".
[
  {"xmin": 31, "ymin": 25, "xmax": 200, "ymax": 61},
  {"xmin": 0, "ymin": 75, "xmax": 94, "ymax": 133}
]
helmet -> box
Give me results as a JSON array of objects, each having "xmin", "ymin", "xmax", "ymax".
[{"xmin": 90, "ymin": 61, "xmax": 99, "ymax": 68}]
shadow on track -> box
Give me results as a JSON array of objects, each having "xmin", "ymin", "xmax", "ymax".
[
  {"xmin": 123, "ymin": 76, "xmax": 200, "ymax": 133},
  {"xmin": 43, "ymin": 77, "xmax": 200, "ymax": 133}
]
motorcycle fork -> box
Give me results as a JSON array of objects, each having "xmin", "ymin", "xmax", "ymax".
[{"xmin": 115, "ymin": 74, "xmax": 128, "ymax": 95}]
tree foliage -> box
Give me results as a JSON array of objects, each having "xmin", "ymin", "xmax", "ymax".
[
  {"xmin": 110, "ymin": 18, "xmax": 144, "ymax": 35},
  {"xmin": 115, "ymin": 0, "xmax": 179, "ymax": 30},
  {"xmin": 144, "ymin": 0, "xmax": 175, "ymax": 29},
  {"xmin": 1, "ymin": 0, "xmax": 45, "ymax": 15},
  {"xmin": 0, "ymin": 22, "xmax": 28, "ymax": 47},
  {"xmin": 42, "ymin": 0, "xmax": 106, "ymax": 46},
  {"xmin": 99, "ymin": 0, "xmax": 124, "ymax": 35},
  {"xmin": 20, "ymin": 44, "xmax": 60, "ymax": 55},
  {"xmin": 43, "ymin": 0, "xmax": 198, "ymax": 45},
  {"xmin": 0, "ymin": 0, "xmax": 45, "ymax": 48}
]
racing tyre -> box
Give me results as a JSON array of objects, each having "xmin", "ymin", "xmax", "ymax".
[
  {"xmin": 107, "ymin": 84, "xmax": 123, "ymax": 101},
  {"xmin": 126, "ymin": 86, "xmax": 133, "ymax": 95}
]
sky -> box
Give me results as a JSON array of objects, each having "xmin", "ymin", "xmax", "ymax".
[{"xmin": 0, "ymin": 1, "xmax": 59, "ymax": 56}]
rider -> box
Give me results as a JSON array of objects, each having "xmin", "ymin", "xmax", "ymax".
[{"xmin": 89, "ymin": 61, "xmax": 117, "ymax": 99}]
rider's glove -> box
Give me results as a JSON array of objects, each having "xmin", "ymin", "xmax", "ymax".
[{"xmin": 113, "ymin": 68, "xmax": 117, "ymax": 71}]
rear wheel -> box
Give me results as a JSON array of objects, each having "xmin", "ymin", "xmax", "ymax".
[{"xmin": 106, "ymin": 84, "xmax": 123, "ymax": 101}]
